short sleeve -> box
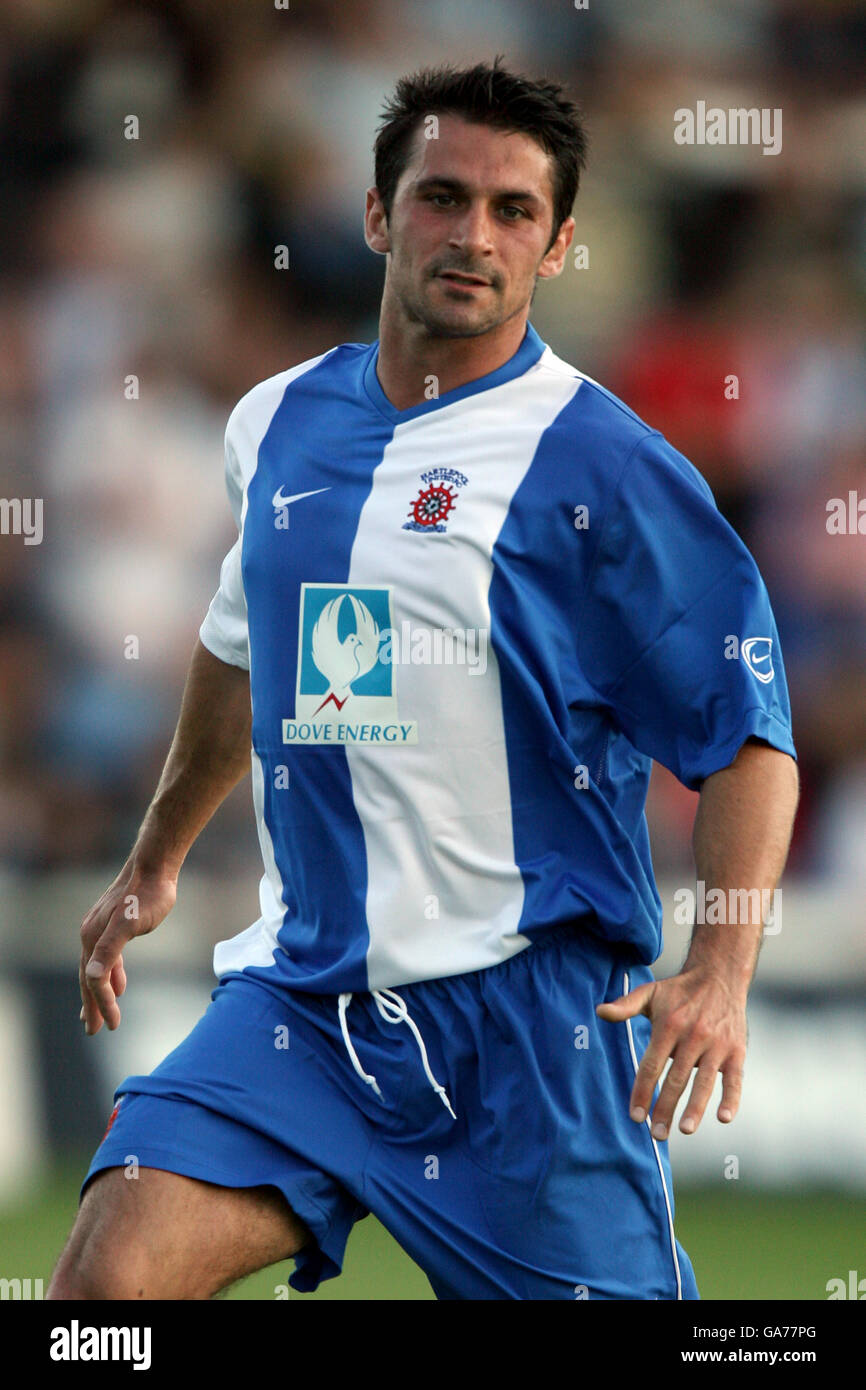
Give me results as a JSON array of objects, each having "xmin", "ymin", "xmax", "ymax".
[
  {"xmin": 579, "ymin": 431, "xmax": 797, "ymax": 789},
  {"xmin": 198, "ymin": 435, "xmax": 250, "ymax": 670}
]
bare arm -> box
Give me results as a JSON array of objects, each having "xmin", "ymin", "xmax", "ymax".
[
  {"xmin": 80, "ymin": 639, "xmax": 252, "ymax": 1034},
  {"xmin": 597, "ymin": 738, "xmax": 800, "ymax": 1135}
]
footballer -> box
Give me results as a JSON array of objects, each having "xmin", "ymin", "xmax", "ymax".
[{"xmin": 49, "ymin": 60, "xmax": 799, "ymax": 1301}]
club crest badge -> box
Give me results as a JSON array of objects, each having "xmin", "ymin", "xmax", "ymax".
[{"xmin": 403, "ymin": 467, "xmax": 468, "ymax": 533}]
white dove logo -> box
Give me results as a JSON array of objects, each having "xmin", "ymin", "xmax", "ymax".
[{"xmin": 311, "ymin": 594, "xmax": 381, "ymax": 715}]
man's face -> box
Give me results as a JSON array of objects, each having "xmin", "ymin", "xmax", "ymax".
[{"xmin": 366, "ymin": 114, "xmax": 574, "ymax": 339}]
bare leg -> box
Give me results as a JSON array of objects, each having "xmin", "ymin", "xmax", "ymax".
[{"xmin": 47, "ymin": 1166, "xmax": 311, "ymax": 1300}]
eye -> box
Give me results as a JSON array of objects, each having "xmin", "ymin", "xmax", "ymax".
[
  {"xmin": 429, "ymin": 192, "xmax": 457, "ymax": 207},
  {"xmin": 501, "ymin": 205, "xmax": 527, "ymax": 219}
]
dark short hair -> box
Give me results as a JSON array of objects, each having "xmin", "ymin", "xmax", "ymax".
[{"xmin": 373, "ymin": 58, "xmax": 589, "ymax": 249}]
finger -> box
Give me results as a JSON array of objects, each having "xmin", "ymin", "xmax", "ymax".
[
  {"xmin": 78, "ymin": 988, "xmax": 90, "ymax": 1031},
  {"xmin": 84, "ymin": 913, "xmax": 136, "ymax": 1029},
  {"xmin": 596, "ymin": 981, "xmax": 655, "ymax": 1022},
  {"xmin": 718, "ymin": 1055, "xmax": 745, "ymax": 1123},
  {"xmin": 110, "ymin": 955, "xmax": 127, "ymax": 1000},
  {"xmin": 85, "ymin": 957, "xmax": 122, "ymax": 1030},
  {"xmin": 80, "ymin": 945, "xmax": 104, "ymax": 1036},
  {"xmin": 678, "ymin": 1060, "xmax": 720, "ymax": 1135},
  {"xmin": 629, "ymin": 1029, "xmax": 677, "ymax": 1123},
  {"xmin": 648, "ymin": 1050, "xmax": 700, "ymax": 1140},
  {"xmin": 79, "ymin": 896, "xmax": 119, "ymax": 1035}
]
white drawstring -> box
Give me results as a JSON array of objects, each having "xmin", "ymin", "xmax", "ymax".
[
  {"xmin": 337, "ymin": 988, "xmax": 457, "ymax": 1120},
  {"xmin": 338, "ymin": 992, "xmax": 384, "ymax": 1099}
]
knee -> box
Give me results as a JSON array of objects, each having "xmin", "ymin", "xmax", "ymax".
[
  {"xmin": 46, "ymin": 1256, "xmax": 93, "ymax": 1300},
  {"xmin": 48, "ymin": 1197, "xmax": 158, "ymax": 1300},
  {"xmin": 48, "ymin": 1243, "xmax": 151, "ymax": 1300},
  {"xmin": 48, "ymin": 1169, "xmax": 153, "ymax": 1300}
]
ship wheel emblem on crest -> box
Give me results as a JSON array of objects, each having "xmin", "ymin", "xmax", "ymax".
[{"xmin": 403, "ymin": 467, "xmax": 469, "ymax": 533}]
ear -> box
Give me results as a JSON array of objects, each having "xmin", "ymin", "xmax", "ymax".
[
  {"xmin": 537, "ymin": 215, "xmax": 575, "ymax": 280},
  {"xmin": 364, "ymin": 187, "xmax": 391, "ymax": 254}
]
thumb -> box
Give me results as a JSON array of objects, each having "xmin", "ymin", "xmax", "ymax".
[{"xmin": 596, "ymin": 981, "xmax": 655, "ymax": 1021}]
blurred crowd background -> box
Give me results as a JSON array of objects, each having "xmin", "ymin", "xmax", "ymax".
[
  {"xmin": 1, "ymin": 0, "xmax": 865, "ymax": 880},
  {"xmin": 0, "ymin": 0, "xmax": 864, "ymax": 1287}
]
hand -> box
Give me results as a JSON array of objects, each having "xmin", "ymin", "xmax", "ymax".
[
  {"xmin": 79, "ymin": 863, "xmax": 177, "ymax": 1035},
  {"xmin": 596, "ymin": 968, "xmax": 747, "ymax": 1139}
]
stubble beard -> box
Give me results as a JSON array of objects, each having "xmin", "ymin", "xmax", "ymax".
[{"xmin": 388, "ymin": 261, "xmax": 521, "ymax": 341}]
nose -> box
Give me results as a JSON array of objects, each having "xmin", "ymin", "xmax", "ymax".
[{"xmin": 448, "ymin": 200, "xmax": 495, "ymax": 259}]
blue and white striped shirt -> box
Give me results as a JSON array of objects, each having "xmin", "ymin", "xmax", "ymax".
[{"xmin": 199, "ymin": 322, "xmax": 796, "ymax": 993}]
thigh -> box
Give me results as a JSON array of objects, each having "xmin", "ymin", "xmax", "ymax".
[
  {"xmin": 59, "ymin": 978, "xmax": 374, "ymax": 1298},
  {"xmin": 49, "ymin": 1164, "xmax": 310, "ymax": 1300}
]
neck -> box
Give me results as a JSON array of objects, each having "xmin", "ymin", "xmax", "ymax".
[{"xmin": 374, "ymin": 289, "xmax": 530, "ymax": 411}]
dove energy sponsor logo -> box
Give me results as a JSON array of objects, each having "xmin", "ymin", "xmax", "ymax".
[{"xmin": 283, "ymin": 585, "xmax": 419, "ymax": 746}]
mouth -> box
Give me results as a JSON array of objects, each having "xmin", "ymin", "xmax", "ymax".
[{"xmin": 436, "ymin": 271, "xmax": 491, "ymax": 289}]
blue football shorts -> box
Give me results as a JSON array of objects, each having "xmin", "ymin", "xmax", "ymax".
[{"xmin": 83, "ymin": 922, "xmax": 699, "ymax": 1300}]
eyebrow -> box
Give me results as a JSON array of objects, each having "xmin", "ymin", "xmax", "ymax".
[{"xmin": 412, "ymin": 176, "xmax": 543, "ymax": 207}]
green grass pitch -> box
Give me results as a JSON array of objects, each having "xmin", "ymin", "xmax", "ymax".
[{"xmin": 1, "ymin": 1163, "xmax": 862, "ymax": 1300}]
